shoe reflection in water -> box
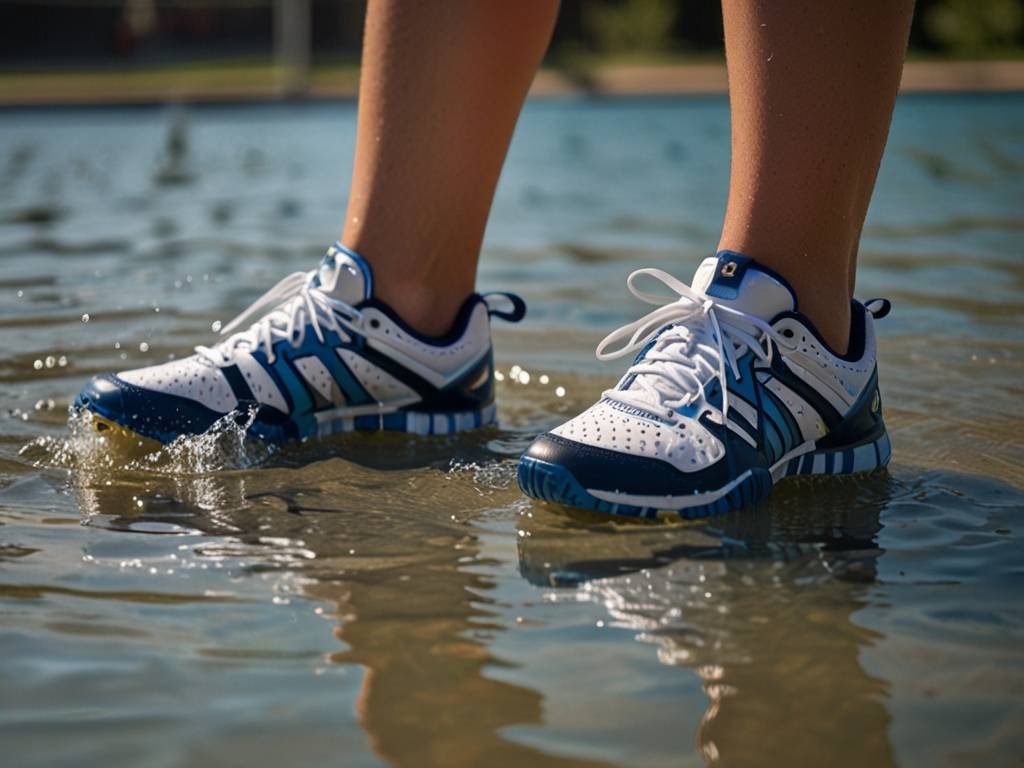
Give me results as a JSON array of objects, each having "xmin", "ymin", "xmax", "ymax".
[
  {"xmin": 517, "ymin": 472, "xmax": 898, "ymax": 766},
  {"xmin": 69, "ymin": 433, "xmax": 605, "ymax": 768}
]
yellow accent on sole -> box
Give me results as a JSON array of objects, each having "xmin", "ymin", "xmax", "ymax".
[{"xmin": 89, "ymin": 413, "xmax": 164, "ymax": 455}]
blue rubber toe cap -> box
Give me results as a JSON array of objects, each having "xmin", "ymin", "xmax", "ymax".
[
  {"xmin": 75, "ymin": 374, "xmax": 225, "ymax": 444},
  {"xmin": 519, "ymin": 433, "xmax": 732, "ymax": 497}
]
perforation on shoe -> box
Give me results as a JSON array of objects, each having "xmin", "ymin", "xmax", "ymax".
[
  {"xmin": 117, "ymin": 356, "xmax": 238, "ymax": 413},
  {"xmin": 550, "ymin": 400, "xmax": 724, "ymax": 473},
  {"xmin": 361, "ymin": 303, "xmax": 492, "ymax": 374},
  {"xmin": 774, "ymin": 317, "xmax": 876, "ymax": 401},
  {"xmin": 233, "ymin": 352, "xmax": 288, "ymax": 412},
  {"xmin": 337, "ymin": 349, "xmax": 418, "ymax": 403}
]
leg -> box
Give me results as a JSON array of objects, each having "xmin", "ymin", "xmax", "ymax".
[
  {"xmin": 519, "ymin": 1, "xmax": 908, "ymax": 518},
  {"xmin": 718, "ymin": 0, "xmax": 914, "ymax": 352},
  {"xmin": 343, "ymin": 0, "xmax": 559, "ymax": 336},
  {"xmin": 79, "ymin": 1, "xmax": 557, "ymax": 447}
]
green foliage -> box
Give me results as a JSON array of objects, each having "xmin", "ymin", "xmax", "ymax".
[
  {"xmin": 582, "ymin": 0, "xmax": 680, "ymax": 54},
  {"xmin": 924, "ymin": 0, "xmax": 1024, "ymax": 55}
]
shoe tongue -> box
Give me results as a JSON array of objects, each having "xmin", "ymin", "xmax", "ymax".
[
  {"xmin": 315, "ymin": 242, "xmax": 373, "ymax": 305},
  {"xmin": 691, "ymin": 251, "xmax": 796, "ymax": 321}
]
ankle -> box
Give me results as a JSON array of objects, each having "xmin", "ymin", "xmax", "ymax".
[
  {"xmin": 715, "ymin": 238, "xmax": 854, "ymax": 354},
  {"xmin": 372, "ymin": 277, "xmax": 474, "ymax": 338},
  {"xmin": 795, "ymin": 291, "xmax": 851, "ymax": 355}
]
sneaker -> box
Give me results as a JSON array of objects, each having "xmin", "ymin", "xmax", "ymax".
[
  {"xmin": 517, "ymin": 251, "xmax": 891, "ymax": 520},
  {"xmin": 75, "ymin": 242, "xmax": 525, "ymax": 444}
]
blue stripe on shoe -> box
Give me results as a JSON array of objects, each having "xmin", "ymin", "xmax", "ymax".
[
  {"xmin": 768, "ymin": 360, "xmax": 843, "ymax": 430},
  {"xmin": 761, "ymin": 415, "xmax": 784, "ymax": 465},
  {"xmin": 800, "ymin": 452, "xmax": 814, "ymax": 474},
  {"xmin": 760, "ymin": 387, "xmax": 803, "ymax": 455},
  {"xmin": 286, "ymin": 331, "xmax": 373, "ymax": 406},
  {"xmin": 318, "ymin": 349, "xmax": 372, "ymax": 406},
  {"xmin": 270, "ymin": 355, "xmax": 313, "ymax": 416},
  {"xmin": 220, "ymin": 364, "xmax": 255, "ymax": 403}
]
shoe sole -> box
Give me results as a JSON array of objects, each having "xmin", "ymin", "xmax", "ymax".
[
  {"xmin": 79, "ymin": 401, "xmax": 498, "ymax": 446},
  {"xmin": 310, "ymin": 402, "xmax": 497, "ymax": 438},
  {"xmin": 517, "ymin": 429, "xmax": 892, "ymax": 521},
  {"xmin": 87, "ymin": 412, "xmax": 164, "ymax": 453}
]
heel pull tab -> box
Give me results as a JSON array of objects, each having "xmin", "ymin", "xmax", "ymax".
[
  {"xmin": 482, "ymin": 292, "xmax": 527, "ymax": 323},
  {"xmin": 864, "ymin": 298, "xmax": 891, "ymax": 320}
]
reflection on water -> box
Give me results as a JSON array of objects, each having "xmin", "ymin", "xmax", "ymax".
[
  {"xmin": 2, "ymin": 95, "xmax": 1024, "ymax": 766},
  {"xmin": 520, "ymin": 476, "xmax": 897, "ymax": 766}
]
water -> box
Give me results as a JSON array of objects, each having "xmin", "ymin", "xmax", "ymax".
[{"xmin": 1, "ymin": 95, "xmax": 1023, "ymax": 767}]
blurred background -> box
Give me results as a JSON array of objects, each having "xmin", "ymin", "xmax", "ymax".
[{"xmin": 2, "ymin": 0, "xmax": 1024, "ymax": 104}]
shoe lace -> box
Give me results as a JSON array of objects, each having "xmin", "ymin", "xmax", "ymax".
[
  {"xmin": 596, "ymin": 268, "xmax": 794, "ymax": 425},
  {"xmin": 195, "ymin": 260, "xmax": 363, "ymax": 366}
]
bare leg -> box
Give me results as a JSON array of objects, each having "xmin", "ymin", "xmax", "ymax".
[
  {"xmin": 718, "ymin": 0, "xmax": 914, "ymax": 352},
  {"xmin": 342, "ymin": 0, "xmax": 558, "ymax": 336}
]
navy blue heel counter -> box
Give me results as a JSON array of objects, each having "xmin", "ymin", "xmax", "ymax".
[
  {"xmin": 411, "ymin": 347, "xmax": 496, "ymax": 413},
  {"xmin": 815, "ymin": 369, "xmax": 886, "ymax": 450}
]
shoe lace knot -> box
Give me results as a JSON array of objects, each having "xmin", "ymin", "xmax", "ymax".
[
  {"xmin": 596, "ymin": 268, "xmax": 793, "ymax": 425},
  {"xmin": 195, "ymin": 260, "xmax": 362, "ymax": 367}
]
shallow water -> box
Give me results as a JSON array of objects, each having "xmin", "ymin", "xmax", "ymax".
[{"xmin": 1, "ymin": 95, "xmax": 1023, "ymax": 767}]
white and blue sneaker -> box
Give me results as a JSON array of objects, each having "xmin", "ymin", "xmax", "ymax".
[
  {"xmin": 518, "ymin": 251, "xmax": 891, "ymax": 520},
  {"xmin": 75, "ymin": 243, "xmax": 525, "ymax": 444}
]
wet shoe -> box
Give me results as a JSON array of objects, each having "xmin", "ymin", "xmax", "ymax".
[
  {"xmin": 518, "ymin": 251, "xmax": 891, "ymax": 520},
  {"xmin": 75, "ymin": 242, "xmax": 525, "ymax": 444}
]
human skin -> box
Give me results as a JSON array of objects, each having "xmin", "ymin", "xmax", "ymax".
[
  {"xmin": 341, "ymin": 0, "xmax": 560, "ymax": 337},
  {"xmin": 718, "ymin": 0, "xmax": 915, "ymax": 352},
  {"xmin": 342, "ymin": 0, "xmax": 913, "ymax": 350}
]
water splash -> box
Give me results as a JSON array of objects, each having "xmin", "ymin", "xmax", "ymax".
[{"xmin": 20, "ymin": 404, "xmax": 274, "ymax": 477}]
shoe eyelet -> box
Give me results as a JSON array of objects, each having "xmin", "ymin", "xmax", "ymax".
[
  {"xmin": 369, "ymin": 318, "xmax": 380, "ymax": 329},
  {"xmin": 782, "ymin": 328, "xmax": 795, "ymax": 338}
]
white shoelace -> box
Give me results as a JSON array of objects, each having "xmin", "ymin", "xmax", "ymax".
[
  {"xmin": 196, "ymin": 262, "xmax": 362, "ymax": 366},
  {"xmin": 596, "ymin": 268, "xmax": 794, "ymax": 425}
]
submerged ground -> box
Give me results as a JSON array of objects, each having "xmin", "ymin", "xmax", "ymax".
[{"xmin": 1, "ymin": 95, "xmax": 1022, "ymax": 767}]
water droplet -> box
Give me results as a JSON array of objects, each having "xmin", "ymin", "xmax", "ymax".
[
  {"xmin": 114, "ymin": 342, "xmax": 121, "ymax": 349},
  {"xmin": 33, "ymin": 359, "xmax": 43, "ymax": 370},
  {"xmin": 211, "ymin": 320, "xmax": 222, "ymax": 332},
  {"xmin": 44, "ymin": 356, "xmax": 56, "ymax": 368},
  {"xmin": 539, "ymin": 374, "xmax": 550, "ymax": 384},
  {"xmin": 81, "ymin": 313, "xmax": 90, "ymax": 323},
  {"xmin": 139, "ymin": 342, "xmax": 150, "ymax": 352},
  {"xmin": 519, "ymin": 371, "xmax": 531, "ymax": 385},
  {"xmin": 555, "ymin": 386, "xmax": 566, "ymax": 397}
]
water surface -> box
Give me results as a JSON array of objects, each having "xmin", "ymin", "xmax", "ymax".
[{"xmin": 1, "ymin": 95, "xmax": 1023, "ymax": 767}]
